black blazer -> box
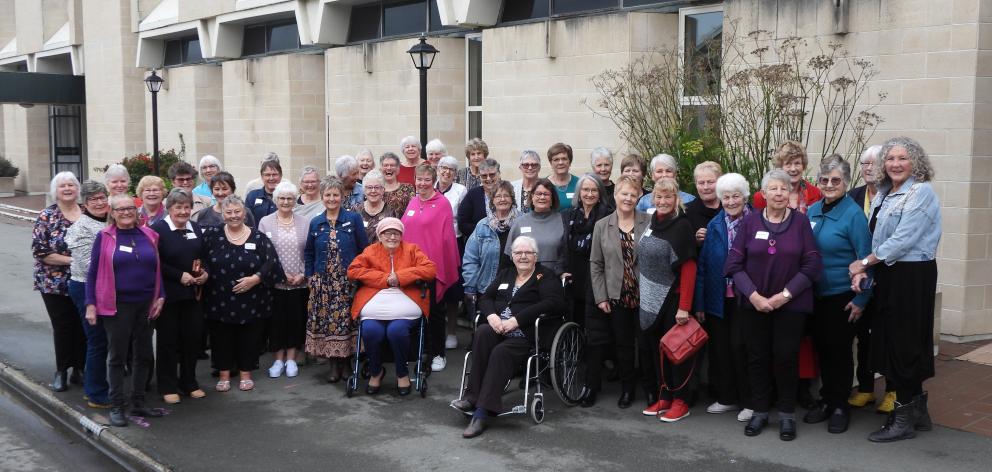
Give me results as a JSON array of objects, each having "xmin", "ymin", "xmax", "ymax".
[
  {"xmin": 151, "ymin": 219, "xmax": 206, "ymax": 303},
  {"xmin": 457, "ymin": 186, "xmax": 488, "ymax": 238},
  {"xmin": 478, "ymin": 263, "xmax": 564, "ymax": 341},
  {"xmin": 848, "ymin": 184, "xmax": 869, "ymax": 210}
]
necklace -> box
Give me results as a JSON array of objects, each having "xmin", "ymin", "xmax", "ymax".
[
  {"xmin": 277, "ymin": 213, "xmax": 294, "ymax": 226},
  {"xmin": 225, "ymin": 225, "xmax": 250, "ymax": 243},
  {"xmin": 760, "ymin": 208, "xmax": 791, "ymax": 255}
]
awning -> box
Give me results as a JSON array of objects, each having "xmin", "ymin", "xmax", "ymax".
[{"xmin": 0, "ymin": 71, "xmax": 85, "ymax": 105}]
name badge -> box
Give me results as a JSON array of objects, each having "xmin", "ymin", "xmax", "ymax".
[
  {"xmin": 265, "ymin": 231, "xmax": 273, "ymax": 238},
  {"xmin": 647, "ymin": 208, "xmax": 656, "ymax": 215},
  {"xmin": 407, "ymin": 210, "xmax": 416, "ymax": 217},
  {"xmin": 342, "ymin": 221, "xmax": 351, "ymax": 227},
  {"xmin": 521, "ymin": 226, "xmax": 532, "ymax": 234},
  {"xmin": 498, "ymin": 283, "xmax": 509, "ymax": 290},
  {"xmin": 643, "ymin": 229, "xmax": 652, "ymax": 238},
  {"xmin": 254, "ymin": 198, "xmax": 263, "ymax": 205},
  {"xmin": 119, "ymin": 245, "xmax": 133, "ymax": 253},
  {"xmin": 245, "ymin": 243, "xmax": 256, "ymax": 250},
  {"xmin": 755, "ymin": 231, "xmax": 769, "ymax": 240},
  {"xmin": 362, "ymin": 221, "xmax": 369, "ymax": 228},
  {"xmin": 186, "ymin": 232, "xmax": 197, "ymax": 240},
  {"xmin": 810, "ymin": 222, "xmax": 817, "ymax": 229},
  {"xmin": 566, "ymin": 193, "xmax": 575, "ymax": 199}
]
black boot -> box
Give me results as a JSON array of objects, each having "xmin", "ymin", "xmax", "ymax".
[
  {"xmin": 109, "ymin": 407, "xmax": 128, "ymax": 427},
  {"xmin": 69, "ymin": 367, "xmax": 84, "ymax": 386},
  {"xmin": 868, "ymin": 400, "xmax": 917, "ymax": 442},
  {"xmin": 914, "ymin": 392, "xmax": 932, "ymax": 431},
  {"xmin": 50, "ymin": 371, "xmax": 68, "ymax": 392}
]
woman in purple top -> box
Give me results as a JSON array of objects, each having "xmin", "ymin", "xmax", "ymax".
[
  {"xmin": 725, "ymin": 169, "xmax": 822, "ymax": 441},
  {"xmin": 84, "ymin": 194, "xmax": 166, "ymax": 428}
]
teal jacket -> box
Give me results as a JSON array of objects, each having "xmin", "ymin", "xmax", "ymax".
[{"xmin": 807, "ymin": 195, "xmax": 872, "ymax": 308}]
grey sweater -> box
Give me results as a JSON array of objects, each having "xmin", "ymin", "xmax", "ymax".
[{"xmin": 505, "ymin": 210, "xmax": 565, "ymax": 275}]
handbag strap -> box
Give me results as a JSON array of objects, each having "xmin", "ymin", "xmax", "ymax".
[{"xmin": 658, "ymin": 352, "xmax": 696, "ymax": 394}]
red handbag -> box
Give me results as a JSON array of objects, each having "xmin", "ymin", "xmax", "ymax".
[{"xmin": 658, "ymin": 316, "xmax": 709, "ymax": 393}]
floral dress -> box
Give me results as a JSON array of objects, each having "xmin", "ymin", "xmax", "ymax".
[
  {"xmin": 383, "ymin": 184, "xmax": 415, "ymax": 216},
  {"xmin": 306, "ymin": 233, "xmax": 357, "ymax": 358},
  {"xmin": 32, "ymin": 204, "xmax": 80, "ymax": 295}
]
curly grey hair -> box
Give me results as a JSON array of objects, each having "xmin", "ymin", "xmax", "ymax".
[{"xmin": 874, "ymin": 136, "xmax": 934, "ymax": 186}]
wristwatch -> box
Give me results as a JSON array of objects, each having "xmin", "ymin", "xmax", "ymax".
[
  {"xmin": 861, "ymin": 257, "xmax": 870, "ymax": 267},
  {"xmin": 782, "ymin": 288, "xmax": 792, "ymax": 300}
]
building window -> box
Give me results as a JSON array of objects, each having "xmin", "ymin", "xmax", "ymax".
[
  {"xmin": 382, "ymin": 0, "xmax": 428, "ymax": 37},
  {"xmin": 500, "ymin": 0, "xmax": 550, "ymax": 23},
  {"xmin": 680, "ymin": 5, "xmax": 722, "ymax": 100},
  {"xmin": 623, "ymin": 0, "xmax": 671, "ymax": 7},
  {"xmin": 429, "ymin": 0, "xmax": 456, "ymax": 31},
  {"xmin": 242, "ymin": 19, "xmax": 300, "ymax": 56},
  {"xmin": 348, "ymin": 4, "xmax": 382, "ymax": 42},
  {"xmin": 164, "ymin": 35, "xmax": 203, "ymax": 66},
  {"xmin": 553, "ymin": 0, "xmax": 618, "ymax": 15},
  {"xmin": 466, "ymin": 34, "xmax": 482, "ymax": 141}
]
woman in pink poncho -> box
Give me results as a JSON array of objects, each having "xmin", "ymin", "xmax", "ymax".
[{"xmin": 402, "ymin": 164, "xmax": 461, "ymax": 373}]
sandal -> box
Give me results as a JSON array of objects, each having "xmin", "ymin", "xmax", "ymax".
[
  {"xmin": 163, "ymin": 394, "xmax": 181, "ymax": 404},
  {"xmin": 215, "ymin": 380, "xmax": 231, "ymax": 392},
  {"xmin": 238, "ymin": 379, "xmax": 255, "ymax": 391},
  {"xmin": 188, "ymin": 389, "xmax": 206, "ymax": 399}
]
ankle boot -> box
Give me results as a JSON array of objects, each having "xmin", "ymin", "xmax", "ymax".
[
  {"xmin": 50, "ymin": 371, "xmax": 68, "ymax": 392},
  {"xmin": 914, "ymin": 392, "xmax": 932, "ymax": 431},
  {"xmin": 868, "ymin": 400, "xmax": 917, "ymax": 443}
]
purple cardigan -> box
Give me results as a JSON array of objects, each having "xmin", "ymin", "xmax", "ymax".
[
  {"xmin": 724, "ymin": 210, "xmax": 822, "ymax": 314},
  {"xmin": 85, "ymin": 225, "xmax": 164, "ymax": 316}
]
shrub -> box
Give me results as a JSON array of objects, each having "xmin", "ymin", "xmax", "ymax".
[{"xmin": 0, "ymin": 154, "xmax": 19, "ymax": 178}]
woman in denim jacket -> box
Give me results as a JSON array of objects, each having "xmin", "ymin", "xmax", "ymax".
[
  {"xmin": 463, "ymin": 181, "xmax": 517, "ymax": 316},
  {"xmin": 849, "ymin": 136, "xmax": 941, "ymax": 443}
]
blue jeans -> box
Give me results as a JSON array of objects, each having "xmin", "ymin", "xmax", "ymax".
[
  {"xmin": 361, "ymin": 319, "xmax": 416, "ymax": 378},
  {"xmin": 67, "ymin": 280, "xmax": 109, "ymax": 404}
]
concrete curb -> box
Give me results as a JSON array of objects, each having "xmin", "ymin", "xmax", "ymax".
[{"xmin": 0, "ymin": 360, "xmax": 172, "ymax": 472}]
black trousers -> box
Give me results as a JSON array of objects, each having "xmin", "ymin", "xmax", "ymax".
[
  {"xmin": 811, "ymin": 293, "xmax": 857, "ymax": 409},
  {"xmin": 741, "ymin": 307, "xmax": 807, "ymax": 414},
  {"xmin": 705, "ymin": 299, "xmax": 751, "ymax": 408},
  {"xmin": 209, "ymin": 320, "xmax": 263, "ymax": 373},
  {"xmin": 585, "ymin": 304, "xmax": 639, "ymax": 393},
  {"xmin": 41, "ymin": 293, "xmax": 86, "ymax": 372},
  {"xmin": 269, "ymin": 288, "xmax": 308, "ymax": 351},
  {"xmin": 103, "ymin": 301, "xmax": 154, "ymax": 408},
  {"xmin": 465, "ymin": 324, "xmax": 531, "ymax": 413},
  {"xmin": 156, "ymin": 299, "xmax": 203, "ymax": 395},
  {"xmin": 658, "ymin": 296, "xmax": 694, "ymax": 401}
]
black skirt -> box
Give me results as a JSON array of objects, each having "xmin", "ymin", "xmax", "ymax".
[{"xmin": 870, "ymin": 260, "xmax": 937, "ymax": 384}]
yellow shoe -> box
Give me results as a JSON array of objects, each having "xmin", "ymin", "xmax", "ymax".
[
  {"xmin": 876, "ymin": 391, "xmax": 896, "ymax": 414},
  {"xmin": 848, "ymin": 392, "xmax": 876, "ymax": 408}
]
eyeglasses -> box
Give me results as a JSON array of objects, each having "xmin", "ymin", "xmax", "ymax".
[
  {"xmin": 512, "ymin": 251, "xmax": 536, "ymax": 257},
  {"xmin": 859, "ymin": 161, "xmax": 873, "ymax": 167},
  {"xmin": 438, "ymin": 166, "xmax": 455, "ymax": 173},
  {"xmin": 276, "ymin": 197, "xmax": 296, "ymax": 202},
  {"xmin": 532, "ymin": 192, "xmax": 552, "ymax": 198},
  {"xmin": 379, "ymin": 232, "xmax": 402, "ymax": 239},
  {"xmin": 86, "ymin": 195, "xmax": 108, "ymax": 203},
  {"xmin": 201, "ymin": 164, "xmax": 219, "ymax": 171},
  {"xmin": 818, "ymin": 177, "xmax": 844, "ymax": 186},
  {"xmin": 262, "ymin": 172, "xmax": 281, "ymax": 179},
  {"xmin": 112, "ymin": 206, "xmax": 137, "ymax": 213},
  {"xmin": 365, "ymin": 185, "xmax": 384, "ymax": 191},
  {"xmin": 520, "ymin": 163, "xmax": 540, "ymax": 169},
  {"xmin": 493, "ymin": 194, "xmax": 512, "ymax": 201},
  {"xmin": 173, "ymin": 176, "xmax": 194, "ymax": 183},
  {"xmin": 479, "ymin": 173, "xmax": 499, "ymax": 180}
]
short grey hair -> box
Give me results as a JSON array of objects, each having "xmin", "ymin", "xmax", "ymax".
[
  {"xmin": 165, "ymin": 188, "xmax": 194, "ymax": 209},
  {"xmin": 519, "ymin": 150, "xmax": 541, "ymax": 165},
  {"xmin": 50, "ymin": 171, "xmax": 80, "ymax": 201},
  {"xmin": 650, "ymin": 154, "xmax": 678, "ymax": 173},
  {"xmin": 320, "ymin": 176, "xmax": 344, "ymax": 196},
  {"xmin": 299, "ymin": 165, "xmax": 320, "ymax": 182},
  {"xmin": 362, "ymin": 170, "xmax": 384, "ymax": 186},
  {"xmin": 859, "ymin": 144, "xmax": 882, "ymax": 164},
  {"xmin": 715, "ymin": 173, "xmax": 750, "ymax": 200},
  {"xmin": 479, "ymin": 158, "xmax": 501, "ymax": 173},
  {"xmin": 221, "ymin": 194, "xmax": 245, "ymax": 210},
  {"xmin": 876, "ymin": 136, "xmax": 935, "ymax": 185},
  {"xmin": 400, "ymin": 135, "xmax": 422, "ymax": 151},
  {"xmin": 262, "ymin": 152, "xmax": 280, "ymax": 163},
  {"xmin": 80, "ymin": 180, "xmax": 108, "ymax": 202},
  {"xmin": 273, "ymin": 181, "xmax": 299, "ymax": 200},
  {"xmin": 198, "ymin": 155, "xmax": 222, "ymax": 171},
  {"xmin": 109, "ymin": 194, "xmax": 134, "ymax": 210},
  {"xmin": 761, "ymin": 169, "xmax": 792, "ymax": 191},
  {"xmin": 356, "ymin": 148, "xmax": 374, "ymax": 160},
  {"xmin": 817, "ymin": 154, "xmax": 852, "ymax": 185},
  {"xmin": 335, "ymin": 155, "xmax": 358, "ymax": 177},
  {"xmin": 572, "ymin": 173, "xmax": 605, "ymax": 208},
  {"xmin": 425, "ymin": 139, "xmax": 446, "ymax": 154},
  {"xmin": 590, "ymin": 147, "xmax": 614, "ymax": 166},
  {"xmin": 511, "ymin": 235, "xmax": 539, "ymax": 255},
  {"xmin": 379, "ymin": 152, "xmax": 401, "ymax": 166},
  {"xmin": 104, "ymin": 164, "xmax": 130, "ymax": 183},
  {"xmin": 437, "ymin": 155, "xmax": 459, "ymax": 170}
]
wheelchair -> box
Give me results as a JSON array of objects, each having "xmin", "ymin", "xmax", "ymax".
[
  {"xmin": 452, "ymin": 308, "xmax": 586, "ymax": 423},
  {"xmin": 346, "ymin": 280, "xmax": 433, "ymax": 398}
]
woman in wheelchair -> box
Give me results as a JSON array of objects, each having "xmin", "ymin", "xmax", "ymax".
[
  {"xmin": 348, "ymin": 218, "xmax": 436, "ymax": 395},
  {"xmin": 451, "ymin": 235, "xmax": 565, "ymax": 438}
]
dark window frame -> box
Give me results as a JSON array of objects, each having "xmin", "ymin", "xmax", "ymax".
[
  {"xmin": 240, "ymin": 18, "xmax": 303, "ymax": 58},
  {"xmin": 163, "ymin": 34, "xmax": 204, "ymax": 67}
]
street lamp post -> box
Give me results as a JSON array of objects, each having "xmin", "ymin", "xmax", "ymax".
[
  {"xmin": 144, "ymin": 70, "xmax": 164, "ymax": 175},
  {"xmin": 406, "ymin": 35, "xmax": 438, "ymax": 151}
]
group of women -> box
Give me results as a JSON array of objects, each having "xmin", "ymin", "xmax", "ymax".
[{"xmin": 32, "ymin": 136, "xmax": 940, "ymax": 445}]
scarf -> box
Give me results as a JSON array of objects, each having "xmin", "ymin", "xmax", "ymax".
[
  {"xmin": 725, "ymin": 205, "xmax": 752, "ymax": 252},
  {"xmin": 649, "ymin": 210, "xmax": 697, "ymax": 270},
  {"xmin": 565, "ymin": 203, "xmax": 608, "ymax": 255},
  {"xmin": 488, "ymin": 208, "xmax": 519, "ymax": 233}
]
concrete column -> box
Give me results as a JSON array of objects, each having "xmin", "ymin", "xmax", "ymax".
[{"xmin": 2, "ymin": 104, "xmax": 51, "ymax": 194}]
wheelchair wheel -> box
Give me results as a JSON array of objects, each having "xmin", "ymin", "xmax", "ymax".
[
  {"xmin": 550, "ymin": 321, "xmax": 586, "ymax": 406},
  {"xmin": 530, "ymin": 396, "xmax": 545, "ymax": 424},
  {"xmin": 420, "ymin": 378, "xmax": 428, "ymax": 398}
]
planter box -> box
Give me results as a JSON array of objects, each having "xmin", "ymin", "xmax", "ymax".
[{"xmin": 0, "ymin": 177, "xmax": 15, "ymax": 197}]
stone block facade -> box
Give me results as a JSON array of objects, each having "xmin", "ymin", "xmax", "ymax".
[{"xmin": 148, "ymin": 64, "xmax": 225, "ymax": 168}]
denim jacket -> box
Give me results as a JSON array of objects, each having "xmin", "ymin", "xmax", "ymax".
[
  {"xmin": 462, "ymin": 218, "xmax": 504, "ymax": 295},
  {"xmin": 304, "ymin": 210, "xmax": 368, "ymax": 278},
  {"xmin": 635, "ymin": 191, "xmax": 695, "ymax": 213},
  {"xmin": 870, "ymin": 177, "xmax": 941, "ymax": 264},
  {"xmin": 344, "ymin": 182, "xmax": 364, "ymax": 210}
]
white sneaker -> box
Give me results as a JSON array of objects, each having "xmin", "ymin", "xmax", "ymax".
[
  {"xmin": 431, "ymin": 355, "xmax": 446, "ymax": 372},
  {"xmin": 268, "ymin": 360, "xmax": 285, "ymax": 378},
  {"xmin": 285, "ymin": 360, "xmax": 299, "ymax": 378},
  {"xmin": 737, "ymin": 408, "xmax": 754, "ymax": 422},
  {"xmin": 445, "ymin": 335, "xmax": 458, "ymax": 349},
  {"xmin": 707, "ymin": 402, "xmax": 738, "ymax": 414}
]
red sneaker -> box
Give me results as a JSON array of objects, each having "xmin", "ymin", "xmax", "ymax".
[
  {"xmin": 642, "ymin": 399, "xmax": 672, "ymax": 416},
  {"xmin": 658, "ymin": 399, "xmax": 690, "ymax": 422}
]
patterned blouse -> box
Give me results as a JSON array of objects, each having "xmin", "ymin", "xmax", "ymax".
[
  {"xmin": 618, "ymin": 228, "xmax": 639, "ymax": 309},
  {"xmin": 258, "ymin": 213, "xmax": 309, "ymax": 291},
  {"xmin": 383, "ymin": 184, "xmax": 415, "ymax": 215},
  {"xmin": 32, "ymin": 204, "xmax": 81, "ymax": 295},
  {"xmin": 201, "ymin": 227, "xmax": 285, "ymax": 324},
  {"xmin": 456, "ymin": 167, "xmax": 482, "ymax": 190},
  {"xmin": 350, "ymin": 201, "xmax": 400, "ymax": 244}
]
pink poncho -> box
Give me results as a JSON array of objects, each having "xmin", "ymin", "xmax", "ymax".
[{"xmin": 401, "ymin": 191, "xmax": 460, "ymax": 302}]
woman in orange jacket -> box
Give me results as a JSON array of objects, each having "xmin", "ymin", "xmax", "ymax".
[{"xmin": 348, "ymin": 218, "xmax": 436, "ymax": 395}]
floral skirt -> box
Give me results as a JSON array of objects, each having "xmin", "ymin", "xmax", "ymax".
[{"xmin": 305, "ymin": 269, "xmax": 356, "ymax": 358}]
